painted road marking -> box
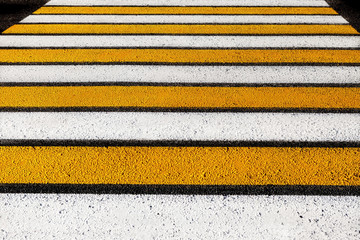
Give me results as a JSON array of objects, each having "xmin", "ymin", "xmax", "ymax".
[
  {"xmin": 45, "ymin": 0, "xmax": 331, "ymax": 7},
  {"xmin": 34, "ymin": 7, "xmax": 339, "ymax": 15},
  {"xmin": 1, "ymin": 65, "xmax": 360, "ymax": 85},
  {"xmin": 0, "ymin": 146, "xmax": 359, "ymax": 185},
  {"xmin": 1, "ymin": 112, "xmax": 359, "ymax": 142},
  {"xmin": 1, "ymin": 49, "xmax": 360, "ymax": 64},
  {"xmin": 19, "ymin": 15, "xmax": 348, "ymax": 24},
  {"xmin": 0, "ymin": 86, "xmax": 359, "ymax": 110},
  {"xmin": 0, "ymin": 195, "xmax": 358, "ymax": 239},
  {"xmin": 4, "ymin": 24, "xmax": 357, "ymax": 35},
  {"xmin": 1, "ymin": 35, "xmax": 360, "ymax": 48}
]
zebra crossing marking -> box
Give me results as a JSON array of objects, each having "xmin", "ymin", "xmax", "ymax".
[
  {"xmin": 1, "ymin": 112, "xmax": 359, "ymax": 142},
  {"xmin": 1, "ymin": 49, "xmax": 360, "ymax": 63},
  {"xmin": 0, "ymin": 86, "xmax": 359, "ymax": 110},
  {"xmin": 0, "ymin": 0, "xmax": 359, "ymax": 193},
  {"xmin": 1, "ymin": 146, "xmax": 359, "ymax": 186},
  {"xmin": 1, "ymin": 65, "xmax": 359, "ymax": 85}
]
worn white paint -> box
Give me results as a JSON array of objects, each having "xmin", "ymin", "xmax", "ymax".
[
  {"xmin": 45, "ymin": 0, "xmax": 330, "ymax": 7},
  {"xmin": 1, "ymin": 35, "xmax": 360, "ymax": 48},
  {"xmin": 20, "ymin": 14, "xmax": 348, "ymax": 24},
  {"xmin": 0, "ymin": 194, "xmax": 359, "ymax": 239},
  {"xmin": 1, "ymin": 112, "xmax": 359, "ymax": 142},
  {"xmin": 1, "ymin": 65, "xmax": 359, "ymax": 84}
]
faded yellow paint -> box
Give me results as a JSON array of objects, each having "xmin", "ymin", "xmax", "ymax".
[
  {"xmin": 3, "ymin": 24, "xmax": 358, "ymax": 35},
  {"xmin": 34, "ymin": 6, "xmax": 338, "ymax": 15},
  {"xmin": 1, "ymin": 86, "xmax": 359, "ymax": 109},
  {"xmin": 1, "ymin": 49, "xmax": 360, "ymax": 63},
  {"xmin": 0, "ymin": 146, "xmax": 359, "ymax": 185}
]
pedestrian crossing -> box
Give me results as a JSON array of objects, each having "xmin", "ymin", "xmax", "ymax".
[{"xmin": 0, "ymin": 0, "xmax": 359, "ymax": 193}]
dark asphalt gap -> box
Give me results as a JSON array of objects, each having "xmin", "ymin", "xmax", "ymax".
[
  {"xmin": 0, "ymin": 107, "xmax": 359, "ymax": 113},
  {"xmin": 1, "ymin": 140, "xmax": 360, "ymax": 147},
  {"xmin": 0, "ymin": 184, "xmax": 359, "ymax": 196},
  {"xmin": 0, "ymin": 0, "xmax": 359, "ymax": 33}
]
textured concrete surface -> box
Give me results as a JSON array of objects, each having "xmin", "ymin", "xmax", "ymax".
[{"xmin": 0, "ymin": 194, "xmax": 359, "ymax": 239}]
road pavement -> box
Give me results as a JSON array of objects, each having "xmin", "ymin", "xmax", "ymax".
[{"xmin": 0, "ymin": 0, "xmax": 359, "ymax": 239}]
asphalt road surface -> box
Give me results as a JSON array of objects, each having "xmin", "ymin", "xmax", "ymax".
[{"xmin": 0, "ymin": 0, "xmax": 359, "ymax": 239}]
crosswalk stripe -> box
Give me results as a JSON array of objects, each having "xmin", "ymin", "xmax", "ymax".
[
  {"xmin": 34, "ymin": 7, "xmax": 338, "ymax": 15},
  {"xmin": 1, "ymin": 146, "xmax": 359, "ymax": 185},
  {"xmin": 1, "ymin": 86, "xmax": 359, "ymax": 110},
  {"xmin": 1, "ymin": 49, "xmax": 360, "ymax": 64},
  {"xmin": 4, "ymin": 24, "xmax": 357, "ymax": 35},
  {"xmin": 1, "ymin": 112, "xmax": 359, "ymax": 141},
  {"xmin": 1, "ymin": 65, "xmax": 359, "ymax": 85},
  {"xmin": 20, "ymin": 15, "xmax": 348, "ymax": 24},
  {"xmin": 2, "ymin": 35, "xmax": 360, "ymax": 48},
  {"xmin": 1, "ymin": 195, "xmax": 358, "ymax": 238},
  {"xmin": 45, "ymin": 0, "xmax": 331, "ymax": 7}
]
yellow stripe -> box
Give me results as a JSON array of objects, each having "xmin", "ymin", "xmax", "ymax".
[
  {"xmin": 3, "ymin": 24, "xmax": 358, "ymax": 35},
  {"xmin": 1, "ymin": 86, "xmax": 359, "ymax": 109},
  {"xmin": 1, "ymin": 49, "xmax": 360, "ymax": 63},
  {"xmin": 0, "ymin": 146, "xmax": 359, "ymax": 185},
  {"xmin": 34, "ymin": 6, "xmax": 338, "ymax": 15}
]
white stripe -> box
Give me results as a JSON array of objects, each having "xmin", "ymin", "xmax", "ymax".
[
  {"xmin": 1, "ymin": 35, "xmax": 360, "ymax": 48},
  {"xmin": 20, "ymin": 15, "xmax": 347, "ymax": 24},
  {"xmin": 45, "ymin": 0, "xmax": 330, "ymax": 7},
  {"xmin": 1, "ymin": 112, "xmax": 359, "ymax": 142},
  {"xmin": 1, "ymin": 65, "xmax": 359, "ymax": 84},
  {"xmin": 1, "ymin": 194, "xmax": 358, "ymax": 239}
]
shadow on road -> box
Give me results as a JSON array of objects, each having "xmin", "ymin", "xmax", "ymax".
[
  {"xmin": 0, "ymin": 0, "xmax": 49, "ymax": 33},
  {"xmin": 327, "ymin": 0, "xmax": 360, "ymax": 33}
]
